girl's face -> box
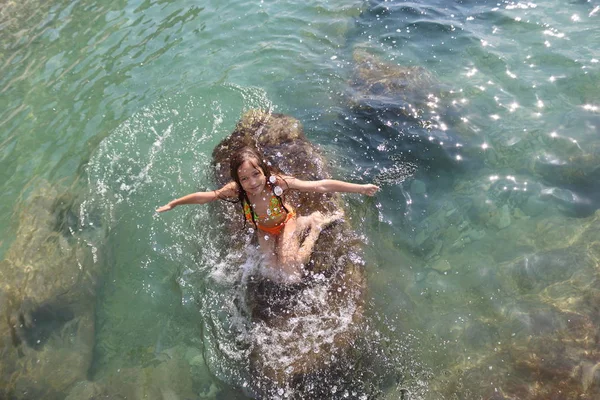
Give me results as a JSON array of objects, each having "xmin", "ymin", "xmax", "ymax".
[{"xmin": 237, "ymin": 160, "xmax": 267, "ymax": 196}]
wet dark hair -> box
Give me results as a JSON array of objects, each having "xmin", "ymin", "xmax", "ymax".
[{"xmin": 229, "ymin": 147, "xmax": 289, "ymax": 229}]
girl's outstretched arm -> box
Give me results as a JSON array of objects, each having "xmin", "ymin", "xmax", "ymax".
[
  {"xmin": 283, "ymin": 177, "xmax": 379, "ymax": 196},
  {"xmin": 156, "ymin": 182, "xmax": 237, "ymax": 212}
]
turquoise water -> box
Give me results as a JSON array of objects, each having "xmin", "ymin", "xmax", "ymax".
[{"xmin": 2, "ymin": 0, "xmax": 600, "ymax": 398}]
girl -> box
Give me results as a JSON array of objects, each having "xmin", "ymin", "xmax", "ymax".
[{"xmin": 156, "ymin": 147, "xmax": 379, "ymax": 281}]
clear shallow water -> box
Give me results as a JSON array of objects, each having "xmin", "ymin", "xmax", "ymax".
[{"xmin": 2, "ymin": 0, "xmax": 600, "ymax": 399}]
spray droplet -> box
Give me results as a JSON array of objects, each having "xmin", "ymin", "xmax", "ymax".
[
  {"xmin": 274, "ymin": 186, "xmax": 283, "ymax": 196},
  {"xmin": 269, "ymin": 175, "xmax": 277, "ymax": 184}
]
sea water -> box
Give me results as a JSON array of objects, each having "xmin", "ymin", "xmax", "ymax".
[{"xmin": 1, "ymin": 0, "xmax": 599, "ymax": 398}]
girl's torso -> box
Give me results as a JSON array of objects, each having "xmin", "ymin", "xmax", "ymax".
[{"xmin": 243, "ymin": 183, "xmax": 293, "ymax": 230}]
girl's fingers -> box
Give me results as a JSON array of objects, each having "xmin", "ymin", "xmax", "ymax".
[{"xmin": 364, "ymin": 184, "xmax": 379, "ymax": 196}]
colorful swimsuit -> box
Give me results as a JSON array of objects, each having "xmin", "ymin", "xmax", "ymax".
[{"xmin": 243, "ymin": 186, "xmax": 295, "ymax": 235}]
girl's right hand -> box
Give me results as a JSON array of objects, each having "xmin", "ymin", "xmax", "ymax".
[
  {"xmin": 361, "ymin": 184, "xmax": 380, "ymax": 196},
  {"xmin": 156, "ymin": 203, "xmax": 174, "ymax": 213}
]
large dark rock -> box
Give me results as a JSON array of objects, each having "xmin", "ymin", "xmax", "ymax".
[{"xmin": 210, "ymin": 110, "xmax": 368, "ymax": 397}]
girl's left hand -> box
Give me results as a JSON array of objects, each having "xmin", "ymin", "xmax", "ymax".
[{"xmin": 362, "ymin": 184, "xmax": 379, "ymax": 196}]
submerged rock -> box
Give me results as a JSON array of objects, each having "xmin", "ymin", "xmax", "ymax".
[
  {"xmin": 64, "ymin": 345, "xmax": 199, "ymax": 400},
  {"xmin": 427, "ymin": 210, "xmax": 600, "ymax": 399},
  {"xmin": 348, "ymin": 47, "xmax": 476, "ymax": 172},
  {"xmin": 431, "ymin": 258, "xmax": 451, "ymax": 273},
  {"xmin": 0, "ymin": 183, "xmax": 106, "ymax": 400},
  {"xmin": 350, "ymin": 48, "xmax": 438, "ymax": 125},
  {"xmin": 490, "ymin": 204, "xmax": 511, "ymax": 230},
  {"xmin": 532, "ymin": 138, "xmax": 600, "ymax": 191},
  {"xmin": 483, "ymin": 132, "xmax": 600, "ymax": 217},
  {"xmin": 501, "ymin": 248, "xmax": 593, "ymax": 294}
]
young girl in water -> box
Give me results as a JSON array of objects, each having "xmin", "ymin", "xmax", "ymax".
[{"xmin": 156, "ymin": 147, "xmax": 379, "ymax": 280}]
